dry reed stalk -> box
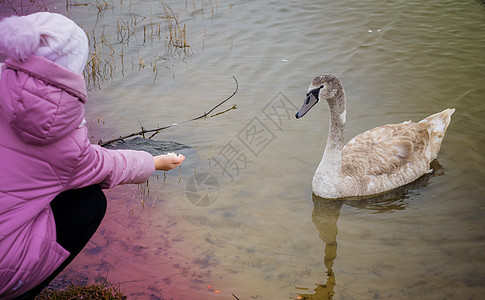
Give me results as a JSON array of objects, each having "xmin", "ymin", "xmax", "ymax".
[
  {"xmin": 95, "ymin": 0, "xmax": 111, "ymax": 16},
  {"xmin": 120, "ymin": 46, "xmax": 125, "ymax": 77},
  {"xmin": 161, "ymin": 0, "xmax": 190, "ymax": 53},
  {"xmin": 134, "ymin": 180, "xmax": 150, "ymax": 208},
  {"xmin": 84, "ymin": 30, "xmax": 116, "ymax": 89},
  {"xmin": 137, "ymin": 49, "xmax": 146, "ymax": 70},
  {"xmin": 1, "ymin": 0, "xmax": 47, "ymax": 14}
]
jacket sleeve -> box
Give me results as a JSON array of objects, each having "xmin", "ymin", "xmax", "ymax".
[{"xmin": 66, "ymin": 136, "xmax": 155, "ymax": 190}]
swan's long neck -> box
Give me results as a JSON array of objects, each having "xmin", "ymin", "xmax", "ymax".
[
  {"xmin": 325, "ymin": 99, "xmax": 346, "ymax": 154},
  {"xmin": 316, "ymin": 91, "xmax": 346, "ymax": 180}
]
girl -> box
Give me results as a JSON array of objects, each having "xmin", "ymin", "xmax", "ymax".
[{"xmin": 0, "ymin": 12, "xmax": 185, "ymax": 299}]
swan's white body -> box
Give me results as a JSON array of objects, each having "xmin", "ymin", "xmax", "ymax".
[{"xmin": 296, "ymin": 74, "xmax": 454, "ymax": 199}]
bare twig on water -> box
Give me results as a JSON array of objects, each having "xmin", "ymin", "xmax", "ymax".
[
  {"xmin": 98, "ymin": 76, "xmax": 239, "ymax": 147},
  {"xmin": 208, "ymin": 104, "xmax": 237, "ymax": 118}
]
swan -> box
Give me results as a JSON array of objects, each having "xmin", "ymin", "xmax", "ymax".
[{"xmin": 295, "ymin": 74, "xmax": 454, "ymax": 199}]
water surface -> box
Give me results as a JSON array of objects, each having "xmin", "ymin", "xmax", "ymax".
[{"xmin": 3, "ymin": 0, "xmax": 485, "ymax": 299}]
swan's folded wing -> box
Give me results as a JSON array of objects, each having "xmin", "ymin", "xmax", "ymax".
[{"xmin": 341, "ymin": 122, "xmax": 430, "ymax": 177}]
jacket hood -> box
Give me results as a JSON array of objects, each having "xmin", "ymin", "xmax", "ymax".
[{"xmin": 0, "ymin": 55, "xmax": 87, "ymax": 145}]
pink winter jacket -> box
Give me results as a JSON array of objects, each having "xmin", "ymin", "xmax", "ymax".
[{"xmin": 0, "ymin": 55, "xmax": 155, "ymax": 299}]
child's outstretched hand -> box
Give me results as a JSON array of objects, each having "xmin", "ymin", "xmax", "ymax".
[{"xmin": 154, "ymin": 154, "xmax": 185, "ymax": 171}]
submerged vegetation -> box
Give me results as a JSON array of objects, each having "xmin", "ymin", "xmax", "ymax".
[
  {"xmin": 80, "ymin": 0, "xmax": 226, "ymax": 88},
  {"xmin": 1, "ymin": 0, "xmax": 223, "ymax": 88},
  {"xmin": 35, "ymin": 279, "xmax": 127, "ymax": 300},
  {"xmin": 83, "ymin": 0, "xmax": 193, "ymax": 88},
  {"xmin": 0, "ymin": 0, "xmax": 47, "ymax": 15}
]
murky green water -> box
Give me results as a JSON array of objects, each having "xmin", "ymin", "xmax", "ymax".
[{"xmin": 2, "ymin": 0, "xmax": 485, "ymax": 299}]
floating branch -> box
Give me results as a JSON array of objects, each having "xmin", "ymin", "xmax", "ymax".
[{"xmin": 98, "ymin": 76, "xmax": 239, "ymax": 147}]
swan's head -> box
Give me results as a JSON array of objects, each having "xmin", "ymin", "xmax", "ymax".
[{"xmin": 295, "ymin": 74, "xmax": 344, "ymax": 119}]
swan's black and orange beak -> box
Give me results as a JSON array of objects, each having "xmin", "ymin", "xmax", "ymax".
[{"xmin": 295, "ymin": 85, "xmax": 322, "ymax": 119}]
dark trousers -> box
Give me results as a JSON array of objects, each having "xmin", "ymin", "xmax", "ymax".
[{"xmin": 15, "ymin": 185, "xmax": 107, "ymax": 299}]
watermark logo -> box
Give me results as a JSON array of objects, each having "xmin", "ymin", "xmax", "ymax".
[
  {"xmin": 185, "ymin": 172, "xmax": 220, "ymax": 207},
  {"xmin": 237, "ymin": 117, "xmax": 276, "ymax": 157},
  {"xmin": 185, "ymin": 92, "xmax": 297, "ymax": 206}
]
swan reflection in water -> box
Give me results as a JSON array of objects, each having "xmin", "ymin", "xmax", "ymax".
[{"xmin": 296, "ymin": 160, "xmax": 444, "ymax": 300}]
